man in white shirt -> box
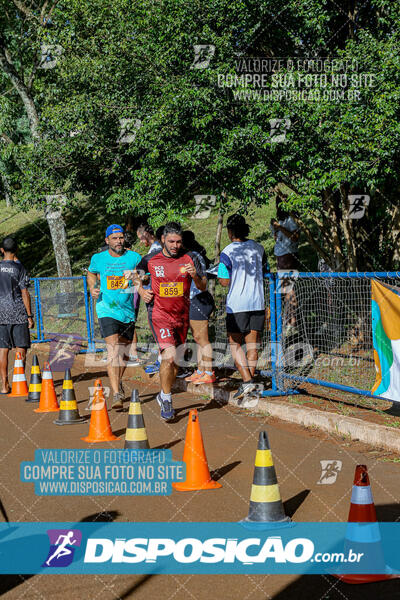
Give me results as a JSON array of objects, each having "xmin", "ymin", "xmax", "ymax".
[
  {"xmin": 218, "ymin": 214, "xmax": 269, "ymax": 399},
  {"xmin": 271, "ymin": 202, "xmax": 300, "ymax": 332}
]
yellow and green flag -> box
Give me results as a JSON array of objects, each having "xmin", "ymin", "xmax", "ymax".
[{"xmin": 371, "ymin": 279, "xmax": 400, "ymax": 400}]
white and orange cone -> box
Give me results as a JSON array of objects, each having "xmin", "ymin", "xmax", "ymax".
[
  {"xmin": 8, "ymin": 352, "xmax": 28, "ymax": 398},
  {"xmin": 333, "ymin": 464, "xmax": 400, "ymax": 584},
  {"xmin": 34, "ymin": 362, "xmax": 59, "ymax": 413}
]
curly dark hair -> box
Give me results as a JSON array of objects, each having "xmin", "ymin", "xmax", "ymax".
[{"xmin": 226, "ymin": 214, "xmax": 250, "ymax": 240}]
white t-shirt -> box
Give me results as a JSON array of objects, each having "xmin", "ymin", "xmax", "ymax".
[
  {"xmin": 148, "ymin": 240, "xmax": 162, "ymax": 254},
  {"xmin": 217, "ymin": 239, "xmax": 269, "ymax": 313},
  {"xmin": 273, "ymin": 216, "xmax": 299, "ymax": 256}
]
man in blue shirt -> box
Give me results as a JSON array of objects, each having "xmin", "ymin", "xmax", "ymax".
[
  {"xmin": 87, "ymin": 225, "xmax": 141, "ymax": 409},
  {"xmin": 218, "ymin": 214, "xmax": 269, "ymax": 400}
]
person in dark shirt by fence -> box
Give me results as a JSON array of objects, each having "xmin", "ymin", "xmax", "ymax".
[{"xmin": 0, "ymin": 237, "xmax": 33, "ymax": 394}]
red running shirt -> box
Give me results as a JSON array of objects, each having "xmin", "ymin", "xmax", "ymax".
[{"xmin": 137, "ymin": 250, "xmax": 204, "ymax": 323}]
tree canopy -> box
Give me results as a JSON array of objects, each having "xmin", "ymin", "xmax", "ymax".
[{"xmin": 1, "ymin": 0, "xmax": 400, "ymax": 270}]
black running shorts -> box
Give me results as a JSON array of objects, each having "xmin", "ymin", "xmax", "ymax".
[
  {"xmin": 0, "ymin": 323, "xmax": 31, "ymax": 349},
  {"xmin": 189, "ymin": 291, "xmax": 215, "ymax": 321},
  {"xmin": 98, "ymin": 317, "xmax": 135, "ymax": 341},
  {"xmin": 226, "ymin": 310, "xmax": 265, "ymax": 334}
]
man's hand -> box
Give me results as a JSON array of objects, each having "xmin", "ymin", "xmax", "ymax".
[
  {"xmin": 270, "ymin": 218, "xmax": 279, "ymax": 229},
  {"xmin": 139, "ymin": 287, "xmax": 154, "ymax": 303},
  {"xmin": 90, "ymin": 287, "xmax": 100, "ymax": 300},
  {"xmin": 184, "ymin": 263, "xmax": 196, "ymax": 277},
  {"xmin": 27, "ymin": 317, "xmax": 34, "ymax": 329}
]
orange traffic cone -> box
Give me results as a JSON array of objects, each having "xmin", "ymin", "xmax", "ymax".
[
  {"xmin": 82, "ymin": 379, "xmax": 118, "ymax": 443},
  {"xmin": 8, "ymin": 352, "xmax": 28, "ymax": 397},
  {"xmin": 173, "ymin": 409, "xmax": 221, "ymax": 491},
  {"xmin": 34, "ymin": 362, "xmax": 59, "ymax": 413},
  {"xmin": 334, "ymin": 465, "xmax": 400, "ymax": 584}
]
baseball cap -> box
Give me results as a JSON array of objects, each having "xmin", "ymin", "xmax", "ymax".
[{"xmin": 105, "ymin": 224, "xmax": 124, "ymax": 237}]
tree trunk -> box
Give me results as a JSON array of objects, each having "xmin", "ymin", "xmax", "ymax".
[
  {"xmin": 340, "ymin": 185, "xmax": 358, "ymax": 271},
  {"xmin": 1, "ymin": 171, "xmax": 12, "ymax": 207},
  {"xmin": 323, "ymin": 190, "xmax": 345, "ymax": 270},
  {"xmin": 208, "ymin": 209, "xmax": 224, "ymax": 298},
  {"xmin": 46, "ymin": 195, "xmax": 72, "ymax": 277},
  {"xmin": 0, "ymin": 40, "xmax": 73, "ymax": 277}
]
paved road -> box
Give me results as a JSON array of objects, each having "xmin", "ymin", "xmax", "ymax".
[{"xmin": 0, "ymin": 351, "xmax": 399, "ymax": 599}]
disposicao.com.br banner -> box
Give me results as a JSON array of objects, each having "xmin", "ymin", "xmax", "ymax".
[{"xmin": 0, "ymin": 522, "xmax": 399, "ymax": 575}]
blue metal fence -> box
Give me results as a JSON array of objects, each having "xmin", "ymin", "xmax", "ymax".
[
  {"xmin": 32, "ymin": 276, "xmax": 97, "ymax": 353},
  {"xmin": 262, "ymin": 271, "xmax": 400, "ymax": 404},
  {"xmin": 30, "ymin": 272, "xmax": 399, "ymax": 403}
]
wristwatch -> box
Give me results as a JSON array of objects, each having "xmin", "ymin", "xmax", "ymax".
[{"xmin": 27, "ymin": 315, "xmax": 34, "ymax": 318}]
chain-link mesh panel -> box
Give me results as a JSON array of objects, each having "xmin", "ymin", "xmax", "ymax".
[
  {"xmin": 38, "ymin": 278, "xmax": 90, "ymax": 342},
  {"xmin": 278, "ymin": 274, "xmax": 400, "ymax": 392}
]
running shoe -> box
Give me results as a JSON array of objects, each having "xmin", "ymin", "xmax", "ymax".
[
  {"xmin": 111, "ymin": 393, "xmax": 123, "ymax": 410},
  {"xmin": 156, "ymin": 393, "xmax": 175, "ymax": 421},
  {"xmin": 194, "ymin": 372, "xmax": 216, "ymax": 385},
  {"xmin": 185, "ymin": 371, "xmax": 202, "ymax": 382},
  {"xmin": 125, "ymin": 355, "xmax": 141, "ymax": 366},
  {"xmin": 176, "ymin": 368, "xmax": 192, "ymax": 379},
  {"xmin": 145, "ymin": 360, "xmax": 160, "ymax": 374},
  {"xmin": 233, "ymin": 381, "xmax": 256, "ymax": 399}
]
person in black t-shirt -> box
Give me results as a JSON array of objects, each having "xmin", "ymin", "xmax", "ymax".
[{"xmin": 0, "ymin": 237, "xmax": 33, "ymax": 394}]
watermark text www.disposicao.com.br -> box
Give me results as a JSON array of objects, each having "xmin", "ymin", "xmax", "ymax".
[{"xmin": 84, "ymin": 537, "xmax": 364, "ymax": 565}]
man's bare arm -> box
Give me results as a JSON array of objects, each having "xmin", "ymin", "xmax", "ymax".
[
  {"xmin": 87, "ymin": 271, "xmax": 100, "ymax": 298},
  {"xmin": 21, "ymin": 288, "xmax": 33, "ymax": 327}
]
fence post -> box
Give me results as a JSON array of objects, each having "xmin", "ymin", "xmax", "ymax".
[
  {"xmin": 262, "ymin": 272, "xmax": 299, "ymax": 397},
  {"xmin": 37, "ymin": 278, "xmax": 45, "ymax": 342},
  {"xmin": 82, "ymin": 276, "xmax": 95, "ymax": 353},
  {"xmin": 33, "ymin": 278, "xmax": 41, "ymax": 342},
  {"xmin": 269, "ymin": 274, "xmax": 277, "ymax": 391}
]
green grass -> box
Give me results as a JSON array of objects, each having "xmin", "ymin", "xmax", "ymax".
[{"xmin": 0, "ymin": 198, "xmax": 313, "ymax": 276}]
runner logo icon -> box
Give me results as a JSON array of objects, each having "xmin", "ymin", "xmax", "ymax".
[{"xmin": 42, "ymin": 529, "xmax": 82, "ymax": 567}]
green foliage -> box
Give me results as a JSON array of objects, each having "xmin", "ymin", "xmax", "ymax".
[{"xmin": 1, "ymin": 0, "xmax": 400, "ymax": 268}]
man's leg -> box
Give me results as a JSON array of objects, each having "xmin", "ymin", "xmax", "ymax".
[
  {"xmin": 0, "ymin": 348, "xmax": 10, "ymax": 393},
  {"xmin": 244, "ymin": 330, "xmax": 260, "ymax": 378},
  {"xmin": 228, "ymin": 332, "xmax": 252, "ymax": 382},
  {"xmin": 191, "ymin": 320, "xmax": 213, "ymax": 373},
  {"xmin": 118, "ymin": 336, "xmax": 130, "ymax": 381},
  {"xmin": 15, "ymin": 347, "xmax": 27, "ymax": 363},
  {"xmin": 127, "ymin": 330, "xmax": 138, "ymax": 359},
  {"xmin": 104, "ymin": 333, "xmax": 121, "ymax": 396},
  {"xmin": 157, "ymin": 345, "xmax": 177, "ymax": 420},
  {"xmin": 159, "ymin": 345, "xmax": 178, "ymax": 394}
]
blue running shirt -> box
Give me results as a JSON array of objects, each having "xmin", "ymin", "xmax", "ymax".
[{"xmin": 88, "ymin": 250, "xmax": 141, "ymax": 322}]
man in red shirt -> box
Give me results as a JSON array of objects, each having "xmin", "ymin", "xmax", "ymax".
[{"xmin": 136, "ymin": 222, "xmax": 207, "ymax": 420}]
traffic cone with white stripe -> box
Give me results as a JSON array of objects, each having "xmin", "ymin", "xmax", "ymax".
[
  {"xmin": 173, "ymin": 409, "xmax": 221, "ymax": 491},
  {"xmin": 26, "ymin": 355, "xmax": 41, "ymax": 403},
  {"xmin": 333, "ymin": 464, "xmax": 400, "ymax": 584},
  {"xmin": 34, "ymin": 362, "xmax": 59, "ymax": 413},
  {"xmin": 124, "ymin": 389, "xmax": 150, "ymax": 449},
  {"xmin": 241, "ymin": 431, "xmax": 292, "ymax": 530},
  {"xmin": 8, "ymin": 352, "xmax": 28, "ymax": 398},
  {"xmin": 54, "ymin": 368, "xmax": 86, "ymax": 425}
]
